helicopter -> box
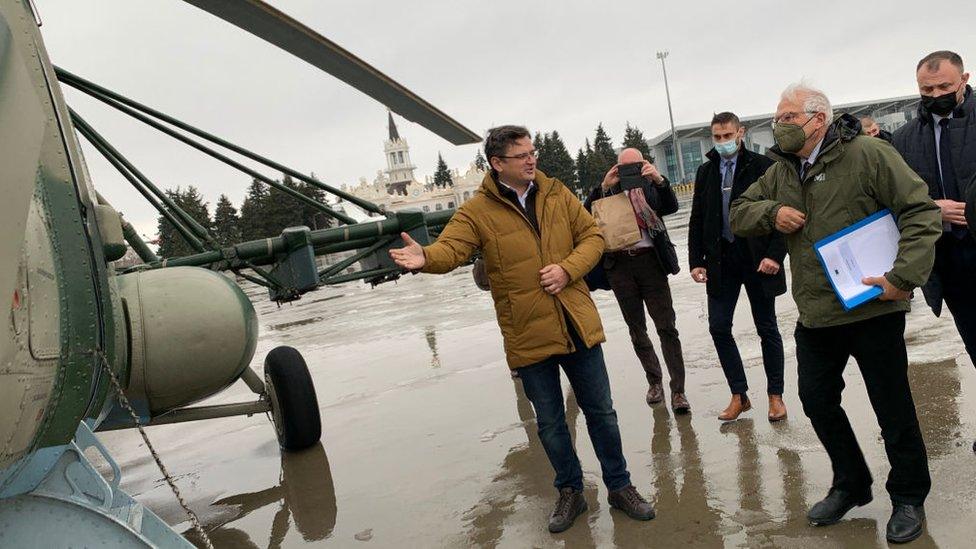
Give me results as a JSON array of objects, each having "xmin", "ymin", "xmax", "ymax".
[{"xmin": 0, "ymin": 0, "xmax": 479, "ymax": 546}]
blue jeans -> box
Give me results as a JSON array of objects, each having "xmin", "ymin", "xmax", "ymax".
[{"xmin": 517, "ymin": 322, "xmax": 631, "ymax": 492}]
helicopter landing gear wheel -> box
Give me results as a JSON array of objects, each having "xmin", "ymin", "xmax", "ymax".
[{"xmin": 264, "ymin": 346, "xmax": 321, "ymax": 451}]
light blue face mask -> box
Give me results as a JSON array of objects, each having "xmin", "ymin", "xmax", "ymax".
[{"xmin": 714, "ymin": 139, "xmax": 739, "ymax": 157}]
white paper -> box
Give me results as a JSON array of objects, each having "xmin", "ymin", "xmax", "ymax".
[{"xmin": 817, "ymin": 214, "xmax": 899, "ymax": 302}]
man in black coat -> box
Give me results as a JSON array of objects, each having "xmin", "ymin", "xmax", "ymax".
[
  {"xmin": 968, "ymin": 174, "xmax": 976, "ymax": 239},
  {"xmin": 860, "ymin": 116, "xmax": 894, "ymax": 143},
  {"xmin": 584, "ymin": 148, "xmax": 687, "ymax": 412},
  {"xmin": 688, "ymin": 112, "xmax": 788, "ymax": 422},
  {"xmin": 892, "ymin": 50, "xmax": 976, "ymax": 369}
]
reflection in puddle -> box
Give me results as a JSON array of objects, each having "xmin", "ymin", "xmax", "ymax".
[
  {"xmin": 909, "ymin": 359, "xmax": 963, "ymax": 458},
  {"xmin": 186, "ymin": 443, "xmax": 337, "ymax": 547}
]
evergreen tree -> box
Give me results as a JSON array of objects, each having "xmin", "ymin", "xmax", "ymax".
[
  {"xmin": 576, "ymin": 140, "xmax": 594, "ymax": 194},
  {"xmin": 239, "ymin": 179, "xmax": 270, "ymax": 241},
  {"xmin": 536, "ymin": 133, "xmax": 557, "ymax": 177},
  {"xmin": 593, "ymin": 123, "xmax": 617, "ymax": 166},
  {"xmin": 474, "ymin": 150, "xmax": 487, "ymax": 172},
  {"xmin": 156, "ymin": 186, "xmax": 211, "ymax": 258},
  {"xmin": 212, "ymin": 194, "xmax": 241, "ymax": 247},
  {"xmin": 622, "ymin": 123, "xmax": 654, "ymax": 163},
  {"xmin": 591, "ymin": 123, "xmax": 617, "ymax": 177},
  {"xmin": 297, "ymin": 180, "xmax": 332, "ymax": 230},
  {"xmin": 533, "ymin": 132, "xmax": 545, "ymax": 153},
  {"xmin": 546, "ymin": 131, "xmax": 578, "ymax": 191},
  {"xmin": 432, "ymin": 153, "xmax": 453, "ymax": 188},
  {"xmin": 263, "ymin": 174, "xmax": 306, "ymax": 235}
]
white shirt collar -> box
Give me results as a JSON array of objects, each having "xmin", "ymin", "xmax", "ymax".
[
  {"xmin": 497, "ymin": 178, "xmax": 535, "ymax": 208},
  {"xmin": 802, "ymin": 137, "xmax": 825, "ymax": 165}
]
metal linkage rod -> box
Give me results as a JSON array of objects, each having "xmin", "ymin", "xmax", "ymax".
[
  {"xmin": 69, "ymin": 85, "xmax": 355, "ymax": 225},
  {"xmin": 146, "ymin": 208, "xmax": 453, "ymax": 270},
  {"xmin": 56, "ymin": 66, "xmax": 383, "ymax": 217},
  {"xmin": 71, "ymin": 109, "xmax": 213, "ymax": 244},
  {"xmin": 318, "ymin": 235, "xmax": 395, "ymax": 279},
  {"xmin": 73, "ymin": 115, "xmax": 207, "ymax": 253},
  {"xmin": 120, "ymin": 218, "xmax": 160, "ymax": 263},
  {"xmin": 321, "ymin": 267, "xmax": 401, "ymax": 286}
]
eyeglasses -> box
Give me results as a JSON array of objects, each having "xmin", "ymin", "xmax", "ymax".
[
  {"xmin": 770, "ymin": 111, "xmax": 817, "ymax": 128},
  {"xmin": 497, "ymin": 150, "xmax": 538, "ymax": 162}
]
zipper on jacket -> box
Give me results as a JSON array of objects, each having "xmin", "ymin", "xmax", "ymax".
[{"xmin": 488, "ymin": 187, "xmax": 574, "ymax": 353}]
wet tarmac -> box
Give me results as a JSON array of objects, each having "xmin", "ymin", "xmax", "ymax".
[{"xmin": 100, "ymin": 200, "xmax": 976, "ymax": 548}]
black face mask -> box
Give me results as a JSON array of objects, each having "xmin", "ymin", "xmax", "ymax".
[{"xmin": 921, "ymin": 87, "xmax": 961, "ymax": 117}]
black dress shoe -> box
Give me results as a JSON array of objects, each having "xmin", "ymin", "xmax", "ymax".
[
  {"xmin": 807, "ymin": 489, "xmax": 872, "ymax": 526},
  {"xmin": 887, "ymin": 504, "xmax": 925, "ymax": 543},
  {"xmin": 548, "ymin": 487, "xmax": 587, "ymax": 533}
]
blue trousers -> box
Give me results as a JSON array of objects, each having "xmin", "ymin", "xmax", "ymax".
[
  {"xmin": 517, "ymin": 321, "xmax": 631, "ymax": 492},
  {"xmin": 707, "ymin": 242, "xmax": 784, "ymax": 395}
]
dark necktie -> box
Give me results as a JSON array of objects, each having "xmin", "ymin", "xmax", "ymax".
[
  {"xmin": 721, "ymin": 161, "xmax": 734, "ymax": 242},
  {"xmin": 938, "ymin": 118, "xmax": 966, "ymax": 238},
  {"xmin": 800, "ymin": 161, "xmax": 812, "ymax": 180}
]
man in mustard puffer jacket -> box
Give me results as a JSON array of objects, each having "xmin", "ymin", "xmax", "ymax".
[{"xmin": 390, "ymin": 125, "xmax": 653, "ymax": 534}]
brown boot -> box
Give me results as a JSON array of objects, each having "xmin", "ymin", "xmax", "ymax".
[
  {"xmin": 671, "ymin": 393, "xmax": 690, "ymax": 414},
  {"xmin": 718, "ymin": 394, "xmax": 751, "ymax": 421},
  {"xmin": 768, "ymin": 394, "xmax": 788, "ymax": 422},
  {"xmin": 645, "ymin": 383, "xmax": 664, "ymax": 405}
]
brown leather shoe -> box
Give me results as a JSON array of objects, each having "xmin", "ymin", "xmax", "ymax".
[
  {"xmin": 646, "ymin": 383, "xmax": 664, "ymax": 405},
  {"xmin": 768, "ymin": 394, "xmax": 788, "ymax": 422},
  {"xmin": 671, "ymin": 393, "xmax": 690, "ymax": 414},
  {"xmin": 718, "ymin": 394, "xmax": 751, "ymax": 421}
]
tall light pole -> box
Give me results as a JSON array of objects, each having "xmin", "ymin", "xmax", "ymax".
[{"xmin": 656, "ymin": 50, "xmax": 684, "ymax": 183}]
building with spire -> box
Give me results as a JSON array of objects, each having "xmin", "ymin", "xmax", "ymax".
[
  {"xmin": 383, "ymin": 111, "xmax": 417, "ymax": 195},
  {"xmin": 344, "ymin": 112, "xmax": 485, "ymax": 215}
]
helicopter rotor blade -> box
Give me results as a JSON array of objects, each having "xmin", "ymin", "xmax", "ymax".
[{"xmin": 181, "ymin": 0, "xmax": 481, "ymax": 145}]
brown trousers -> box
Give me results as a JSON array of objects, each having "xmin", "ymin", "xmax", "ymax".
[{"xmin": 605, "ymin": 251, "xmax": 686, "ymax": 393}]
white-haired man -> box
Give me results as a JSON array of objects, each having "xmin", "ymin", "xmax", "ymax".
[{"xmin": 730, "ymin": 83, "xmax": 942, "ymax": 543}]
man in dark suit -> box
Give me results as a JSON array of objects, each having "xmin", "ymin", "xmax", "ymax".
[
  {"xmin": 892, "ymin": 50, "xmax": 975, "ymax": 371},
  {"xmin": 688, "ymin": 112, "xmax": 788, "ymax": 422}
]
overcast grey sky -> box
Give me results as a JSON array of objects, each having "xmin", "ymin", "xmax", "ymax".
[{"xmin": 38, "ymin": 0, "xmax": 972, "ymax": 239}]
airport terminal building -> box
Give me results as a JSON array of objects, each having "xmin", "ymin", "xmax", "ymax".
[{"xmin": 648, "ymin": 95, "xmax": 920, "ymax": 183}]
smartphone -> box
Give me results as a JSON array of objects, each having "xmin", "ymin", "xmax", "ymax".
[{"xmin": 617, "ymin": 162, "xmax": 644, "ymax": 191}]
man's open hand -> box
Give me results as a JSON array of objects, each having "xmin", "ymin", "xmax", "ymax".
[
  {"xmin": 540, "ymin": 264, "xmax": 570, "ymax": 295},
  {"xmin": 388, "ymin": 232, "xmax": 426, "ymax": 270}
]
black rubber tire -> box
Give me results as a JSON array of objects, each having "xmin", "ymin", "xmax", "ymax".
[{"xmin": 265, "ymin": 346, "xmax": 321, "ymax": 451}]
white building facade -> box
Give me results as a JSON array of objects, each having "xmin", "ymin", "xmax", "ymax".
[
  {"xmin": 647, "ymin": 95, "xmax": 921, "ymax": 183},
  {"xmin": 344, "ymin": 112, "xmax": 486, "ymax": 215}
]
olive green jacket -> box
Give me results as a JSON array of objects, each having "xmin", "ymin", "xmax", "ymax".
[{"xmin": 730, "ymin": 114, "xmax": 942, "ymax": 328}]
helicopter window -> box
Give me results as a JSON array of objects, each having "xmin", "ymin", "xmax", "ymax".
[
  {"xmin": 448, "ymin": 201, "xmax": 455, "ymax": 209},
  {"xmin": 435, "ymin": 203, "xmax": 443, "ymax": 211}
]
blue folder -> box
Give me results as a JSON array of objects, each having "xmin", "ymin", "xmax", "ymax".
[{"xmin": 813, "ymin": 209, "xmax": 895, "ymax": 312}]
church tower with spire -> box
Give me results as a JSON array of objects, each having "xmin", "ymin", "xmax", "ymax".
[{"xmin": 383, "ymin": 111, "xmax": 417, "ymax": 195}]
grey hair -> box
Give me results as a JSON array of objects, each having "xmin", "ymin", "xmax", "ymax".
[{"xmin": 781, "ymin": 81, "xmax": 834, "ymax": 124}]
